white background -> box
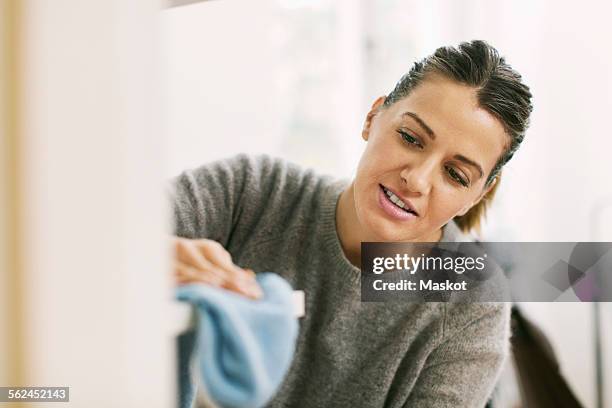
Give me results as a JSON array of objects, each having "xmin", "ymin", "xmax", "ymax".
[{"xmin": 1, "ymin": 0, "xmax": 175, "ymax": 406}]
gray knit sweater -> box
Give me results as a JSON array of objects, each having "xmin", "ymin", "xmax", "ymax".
[{"xmin": 170, "ymin": 154, "xmax": 511, "ymax": 408}]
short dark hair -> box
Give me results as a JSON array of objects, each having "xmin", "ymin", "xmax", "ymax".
[{"xmin": 383, "ymin": 40, "xmax": 533, "ymax": 186}]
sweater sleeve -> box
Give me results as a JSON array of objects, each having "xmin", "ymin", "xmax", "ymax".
[
  {"xmin": 168, "ymin": 153, "xmax": 311, "ymax": 252},
  {"xmin": 167, "ymin": 154, "xmax": 255, "ymax": 245},
  {"xmin": 403, "ymin": 302, "xmax": 511, "ymax": 408}
]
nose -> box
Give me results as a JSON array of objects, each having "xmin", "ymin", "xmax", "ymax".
[{"xmin": 399, "ymin": 160, "xmax": 435, "ymax": 196}]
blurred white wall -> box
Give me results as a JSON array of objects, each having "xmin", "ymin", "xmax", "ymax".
[
  {"xmin": 162, "ymin": 0, "xmax": 282, "ymax": 175},
  {"xmin": 4, "ymin": 0, "xmax": 176, "ymax": 406},
  {"xmin": 162, "ymin": 0, "xmax": 365, "ymax": 178},
  {"xmin": 162, "ymin": 1, "xmax": 612, "ymax": 406}
]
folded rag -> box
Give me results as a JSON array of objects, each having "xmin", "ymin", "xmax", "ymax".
[{"xmin": 176, "ymin": 273, "xmax": 299, "ymax": 408}]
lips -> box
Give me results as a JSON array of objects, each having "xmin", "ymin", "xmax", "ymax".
[
  {"xmin": 380, "ymin": 184, "xmax": 419, "ymax": 216},
  {"xmin": 377, "ymin": 185, "xmax": 418, "ymax": 222}
]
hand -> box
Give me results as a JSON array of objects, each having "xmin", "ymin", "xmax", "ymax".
[{"xmin": 171, "ymin": 236, "xmax": 263, "ymax": 299}]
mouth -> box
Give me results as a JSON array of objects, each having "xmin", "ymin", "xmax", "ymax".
[{"xmin": 379, "ymin": 184, "xmax": 419, "ymax": 217}]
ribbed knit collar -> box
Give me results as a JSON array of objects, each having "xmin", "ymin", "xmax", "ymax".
[{"xmin": 317, "ymin": 178, "xmax": 474, "ymax": 281}]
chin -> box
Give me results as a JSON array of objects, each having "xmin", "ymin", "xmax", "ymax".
[{"xmin": 359, "ymin": 211, "xmax": 423, "ymax": 242}]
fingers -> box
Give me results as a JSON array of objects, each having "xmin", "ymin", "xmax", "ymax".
[
  {"xmin": 175, "ymin": 237, "xmax": 210, "ymax": 271},
  {"xmin": 174, "ymin": 260, "xmax": 223, "ymax": 286},
  {"xmin": 174, "ymin": 259, "xmax": 262, "ymax": 299},
  {"xmin": 197, "ymin": 240, "xmax": 254, "ymax": 281},
  {"xmin": 172, "ymin": 237, "xmax": 263, "ymax": 299},
  {"xmin": 196, "ymin": 240, "xmax": 261, "ymax": 293}
]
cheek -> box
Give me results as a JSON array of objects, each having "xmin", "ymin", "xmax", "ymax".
[
  {"xmin": 356, "ymin": 136, "xmax": 399, "ymax": 179},
  {"xmin": 429, "ymin": 187, "xmax": 480, "ymax": 220},
  {"xmin": 354, "ymin": 150, "xmax": 382, "ymax": 191}
]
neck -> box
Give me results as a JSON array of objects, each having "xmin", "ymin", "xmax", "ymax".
[
  {"xmin": 335, "ymin": 182, "xmax": 443, "ymax": 268},
  {"xmin": 336, "ymin": 182, "xmax": 362, "ymax": 268}
]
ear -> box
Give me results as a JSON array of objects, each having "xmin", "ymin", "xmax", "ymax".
[
  {"xmin": 362, "ymin": 96, "xmax": 386, "ymax": 141},
  {"xmin": 456, "ymin": 177, "xmax": 498, "ymax": 217}
]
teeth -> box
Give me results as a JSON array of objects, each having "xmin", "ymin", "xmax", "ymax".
[{"xmin": 384, "ymin": 187, "xmax": 408, "ymax": 210}]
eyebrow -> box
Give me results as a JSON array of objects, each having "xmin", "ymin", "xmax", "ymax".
[
  {"xmin": 401, "ymin": 112, "xmax": 435, "ymax": 140},
  {"xmin": 454, "ymin": 154, "xmax": 484, "ymax": 179},
  {"xmin": 401, "ymin": 111, "xmax": 484, "ymax": 179}
]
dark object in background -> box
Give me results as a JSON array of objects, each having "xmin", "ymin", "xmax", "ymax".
[{"xmin": 509, "ymin": 305, "xmax": 584, "ymax": 407}]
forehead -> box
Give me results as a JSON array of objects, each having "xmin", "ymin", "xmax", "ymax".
[{"xmin": 385, "ymin": 76, "xmax": 508, "ymax": 173}]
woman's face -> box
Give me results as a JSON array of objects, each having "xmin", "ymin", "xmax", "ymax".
[{"xmin": 354, "ymin": 74, "xmax": 508, "ymax": 241}]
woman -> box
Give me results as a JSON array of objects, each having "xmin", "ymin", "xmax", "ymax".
[{"xmin": 170, "ymin": 40, "xmax": 532, "ymax": 407}]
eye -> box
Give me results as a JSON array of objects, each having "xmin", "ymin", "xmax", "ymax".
[
  {"xmin": 397, "ymin": 130, "xmax": 424, "ymax": 149},
  {"xmin": 445, "ymin": 166, "xmax": 469, "ymax": 187}
]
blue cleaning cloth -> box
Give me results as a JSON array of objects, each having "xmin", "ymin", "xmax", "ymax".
[{"xmin": 176, "ymin": 273, "xmax": 299, "ymax": 408}]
